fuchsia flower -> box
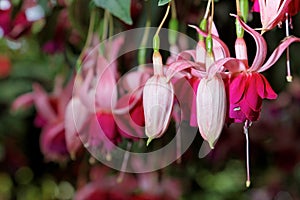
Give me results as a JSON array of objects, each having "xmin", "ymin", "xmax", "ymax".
[
  {"xmin": 12, "ymin": 77, "xmax": 73, "ymax": 162},
  {"xmin": 166, "ymin": 24, "xmax": 229, "ymax": 147},
  {"xmin": 252, "ymin": 0, "xmax": 300, "ymax": 32},
  {"xmin": 211, "ymin": 16, "xmax": 300, "ymax": 123},
  {"xmin": 143, "ymin": 51, "xmax": 174, "ymax": 145}
]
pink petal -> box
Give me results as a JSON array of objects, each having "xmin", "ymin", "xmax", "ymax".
[
  {"xmin": 245, "ymin": 74, "xmax": 262, "ymax": 111},
  {"xmin": 258, "ymin": 36, "xmax": 300, "ymax": 72},
  {"xmin": 97, "ymin": 113, "xmax": 117, "ymax": 141},
  {"xmin": 115, "ymin": 98, "xmax": 145, "ymax": 139},
  {"xmin": 176, "ymin": 50, "xmax": 197, "ymax": 62},
  {"xmin": 208, "ymin": 57, "xmax": 245, "ymax": 78},
  {"xmin": 64, "ymin": 98, "xmax": 88, "ymax": 158},
  {"xmin": 260, "ymin": 74, "xmax": 278, "ymax": 99},
  {"xmin": 252, "ymin": 0, "xmax": 260, "ymax": 12},
  {"xmin": 78, "ymin": 68, "xmax": 95, "ymax": 112},
  {"xmin": 40, "ymin": 122, "xmax": 68, "ymax": 162},
  {"xmin": 32, "ymin": 83, "xmax": 57, "ymax": 122},
  {"xmin": 166, "ymin": 59, "xmax": 200, "ymax": 81},
  {"xmin": 259, "ymin": 0, "xmax": 292, "ymax": 31},
  {"xmin": 95, "ymin": 67, "xmax": 117, "ymax": 110},
  {"xmin": 143, "ymin": 75, "xmax": 174, "ymax": 139},
  {"xmin": 239, "ymin": 100, "xmax": 261, "ymax": 121},
  {"xmin": 229, "ymin": 102, "xmax": 247, "ymax": 123},
  {"xmin": 233, "ymin": 15, "xmax": 267, "ymax": 72},
  {"xmin": 189, "ymin": 25, "xmax": 230, "ymax": 58},
  {"xmin": 11, "ymin": 92, "xmax": 34, "ymax": 111}
]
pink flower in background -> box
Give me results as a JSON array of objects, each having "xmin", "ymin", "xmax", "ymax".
[
  {"xmin": 12, "ymin": 77, "xmax": 73, "ymax": 162},
  {"xmin": 0, "ymin": 0, "xmax": 45, "ymax": 39},
  {"xmin": 0, "ymin": 0, "xmax": 12, "ymax": 37},
  {"xmin": 114, "ymin": 68, "xmax": 151, "ymax": 139}
]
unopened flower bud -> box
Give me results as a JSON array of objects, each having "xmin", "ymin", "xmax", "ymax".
[
  {"xmin": 196, "ymin": 74, "xmax": 226, "ymax": 149},
  {"xmin": 143, "ymin": 52, "xmax": 174, "ymax": 145}
]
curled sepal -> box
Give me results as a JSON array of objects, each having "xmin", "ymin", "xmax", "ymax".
[
  {"xmin": 196, "ymin": 74, "xmax": 226, "ymax": 149},
  {"xmin": 143, "ymin": 75, "xmax": 174, "ymax": 144}
]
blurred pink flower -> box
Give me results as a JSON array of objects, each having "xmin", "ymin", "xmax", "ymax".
[
  {"xmin": 0, "ymin": 0, "xmax": 45, "ymax": 39},
  {"xmin": 12, "ymin": 77, "xmax": 73, "ymax": 162}
]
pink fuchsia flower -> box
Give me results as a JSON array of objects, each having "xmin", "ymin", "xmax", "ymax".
[
  {"xmin": 143, "ymin": 51, "xmax": 174, "ymax": 145},
  {"xmin": 212, "ymin": 16, "xmax": 300, "ymax": 123},
  {"xmin": 12, "ymin": 76, "xmax": 73, "ymax": 162},
  {"xmin": 252, "ymin": 0, "xmax": 292, "ymax": 33},
  {"xmin": 166, "ymin": 23, "xmax": 230, "ymax": 128}
]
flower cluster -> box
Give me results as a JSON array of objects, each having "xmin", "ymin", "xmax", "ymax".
[{"xmin": 7, "ymin": 0, "xmax": 300, "ymax": 195}]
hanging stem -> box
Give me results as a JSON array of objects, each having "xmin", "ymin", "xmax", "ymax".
[
  {"xmin": 236, "ymin": 0, "xmax": 241, "ymax": 16},
  {"xmin": 171, "ymin": 0, "xmax": 177, "ymax": 19},
  {"xmin": 154, "ymin": 2, "xmax": 171, "ymax": 37},
  {"xmin": 138, "ymin": 0, "xmax": 152, "ymax": 66},
  {"xmin": 76, "ymin": 8, "xmax": 96, "ymax": 71},
  {"xmin": 209, "ymin": 0, "xmax": 214, "ymax": 34},
  {"xmin": 153, "ymin": 2, "xmax": 171, "ymax": 52},
  {"xmin": 285, "ymin": 13, "xmax": 292, "ymax": 82},
  {"xmin": 102, "ymin": 10, "xmax": 109, "ymax": 42},
  {"xmin": 243, "ymin": 120, "xmax": 252, "ymax": 188},
  {"xmin": 204, "ymin": 0, "xmax": 212, "ymax": 20},
  {"xmin": 117, "ymin": 142, "xmax": 132, "ymax": 183}
]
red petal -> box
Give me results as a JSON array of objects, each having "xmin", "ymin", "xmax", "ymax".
[{"xmin": 229, "ymin": 73, "xmax": 247, "ymax": 104}]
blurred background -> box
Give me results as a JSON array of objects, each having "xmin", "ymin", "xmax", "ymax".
[{"xmin": 1, "ymin": 0, "xmax": 300, "ymax": 199}]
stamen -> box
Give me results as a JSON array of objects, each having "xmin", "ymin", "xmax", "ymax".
[
  {"xmin": 243, "ymin": 120, "xmax": 252, "ymax": 188},
  {"xmin": 285, "ymin": 13, "xmax": 292, "ymax": 82},
  {"xmin": 117, "ymin": 142, "xmax": 132, "ymax": 183}
]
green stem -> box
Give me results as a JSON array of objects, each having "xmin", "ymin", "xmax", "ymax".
[
  {"xmin": 138, "ymin": 0, "xmax": 152, "ymax": 66},
  {"xmin": 153, "ymin": 1, "xmax": 171, "ymax": 50},
  {"xmin": 76, "ymin": 8, "xmax": 96, "ymax": 72}
]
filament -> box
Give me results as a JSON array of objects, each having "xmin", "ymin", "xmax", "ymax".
[
  {"xmin": 285, "ymin": 12, "xmax": 292, "ymax": 82},
  {"xmin": 243, "ymin": 120, "xmax": 252, "ymax": 188}
]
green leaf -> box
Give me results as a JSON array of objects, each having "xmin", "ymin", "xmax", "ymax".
[
  {"xmin": 93, "ymin": 0, "xmax": 132, "ymax": 25},
  {"xmin": 158, "ymin": 0, "xmax": 171, "ymax": 6}
]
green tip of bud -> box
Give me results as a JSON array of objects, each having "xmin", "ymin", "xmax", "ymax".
[
  {"xmin": 246, "ymin": 180, "xmax": 251, "ymax": 188},
  {"xmin": 208, "ymin": 141, "xmax": 215, "ymax": 149},
  {"xmin": 146, "ymin": 137, "xmax": 153, "ymax": 146},
  {"xmin": 153, "ymin": 35, "xmax": 160, "ymax": 52},
  {"xmin": 199, "ymin": 19, "xmax": 207, "ymax": 41},
  {"xmin": 205, "ymin": 34, "xmax": 213, "ymax": 53}
]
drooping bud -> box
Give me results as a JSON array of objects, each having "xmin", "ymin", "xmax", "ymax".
[
  {"xmin": 196, "ymin": 74, "xmax": 226, "ymax": 149},
  {"xmin": 143, "ymin": 52, "xmax": 174, "ymax": 145}
]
